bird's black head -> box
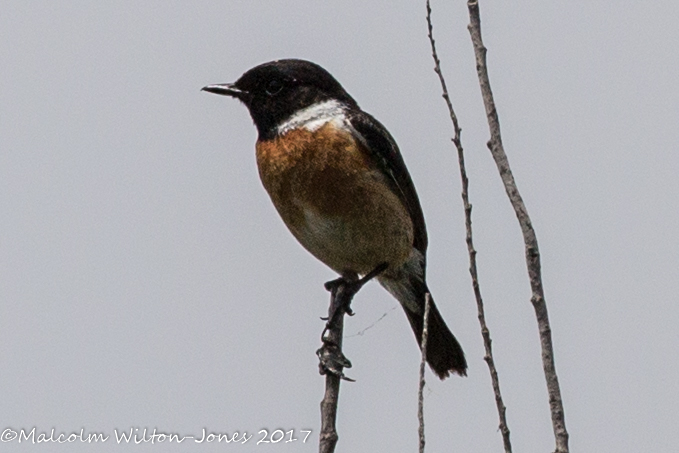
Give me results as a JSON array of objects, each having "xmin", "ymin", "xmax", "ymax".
[{"xmin": 203, "ymin": 59, "xmax": 358, "ymax": 140}]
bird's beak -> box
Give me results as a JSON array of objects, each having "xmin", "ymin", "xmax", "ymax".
[{"xmin": 201, "ymin": 83, "xmax": 245, "ymax": 99}]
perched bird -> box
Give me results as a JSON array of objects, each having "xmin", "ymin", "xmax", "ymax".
[{"xmin": 203, "ymin": 59, "xmax": 466, "ymax": 378}]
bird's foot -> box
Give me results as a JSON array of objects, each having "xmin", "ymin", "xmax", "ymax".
[
  {"xmin": 316, "ymin": 341, "xmax": 354, "ymax": 381},
  {"xmin": 322, "ymin": 262, "xmax": 389, "ymax": 331},
  {"xmin": 317, "ymin": 263, "xmax": 388, "ymax": 381}
]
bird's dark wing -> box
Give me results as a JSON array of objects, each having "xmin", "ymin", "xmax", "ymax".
[{"xmin": 348, "ymin": 111, "xmax": 428, "ymax": 255}]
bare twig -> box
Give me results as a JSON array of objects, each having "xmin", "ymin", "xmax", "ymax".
[
  {"xmin": 318, "ymin": 365, "xmax": 342, "ymax": 453},
  {"xmin": 318, "ymin": 281, "xmax": 351, "ymax": 453},
  {"xmin": 418, "ymin": 293, "xmax": 432, "ymax": 453},
  {"xmin": 465, "ymin": 1, "xmax": 569, "ymax": 452},
  {"xmin": 426, "ymin": 2, "xmax": 512, "ymax": 451},
  {"xmin": 317, "ymin": 265, "xmax": 387, "ymax": 453}
]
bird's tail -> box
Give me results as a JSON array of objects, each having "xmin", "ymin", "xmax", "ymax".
[{"xmin": 379, "ymin": 256, "xmax": 467, "ymax": 379}]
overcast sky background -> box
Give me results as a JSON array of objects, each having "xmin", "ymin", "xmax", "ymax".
[{"xmin": 2, "ymin": 1, "xmax": 678, "ymax": 452}]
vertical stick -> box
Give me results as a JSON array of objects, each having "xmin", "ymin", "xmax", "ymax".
[
  {"xmin": 418, "ymin": 293, "xmax": 432, "ymax": 453},
  {"xmin": 318, "ymin": 283, "xmax": 348, "ymax": 453},
  {"xmin": 466, "ymin": 1, "xmax": 569, "ymax": 451},
  {"xmin": 319, "ymin": 348, "xmax": 342, "ymax": 453},
  {"xmin": 426, "ymin": 2, "xmax": 512, "ymax": 451},
  {"xmin": 318, "ymin": 265, "xmax": 386, "ymax": 453}
]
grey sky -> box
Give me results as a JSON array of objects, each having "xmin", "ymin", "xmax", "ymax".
[{"xmin": 1, "ymin": 1, "xmax": 678, "ymax": 452}]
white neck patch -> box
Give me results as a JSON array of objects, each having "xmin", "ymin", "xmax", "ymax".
[{"xmin": 277, "ymin": 99, "xmax": 347, "ymax": 135}]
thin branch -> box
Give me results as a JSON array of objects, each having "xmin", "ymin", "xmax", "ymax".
[
  {"xmin": 426, "ymin": 2, "xmax": 512, "ymax": 451},
  {"xmin": 318, "ymin": 286, "xmax": 346, "ymax": 453},
  {"xmin": 317, "ymin": 280, "xmax": 354, "ymax": 453},
  {"xmin": 465, "ymin": 1, "xmax": 569, "ymax": 451},
  {"xmin": 318, "ymin": 375, "xmax": 341, "ymax": 453},
  {"xmin": 317, "ymin": 265, "xmax": 387, "ymax": 453},
  {"xmin": 418, "ymin": 293, "xmax": 432, "ymax": 453}
]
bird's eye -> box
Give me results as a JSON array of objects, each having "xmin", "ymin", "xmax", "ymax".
[{"xmin": 265, "ymin": 79, "xmax": 284, "ymax": 95}]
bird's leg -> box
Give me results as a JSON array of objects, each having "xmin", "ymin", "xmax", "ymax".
[
  {"xmin": 317, "ymin": 262, "xmax": 388, "ymax": 380},
  {"xmin": 323, "ymin": 262, "xmax": 389, "ymax": 330}
]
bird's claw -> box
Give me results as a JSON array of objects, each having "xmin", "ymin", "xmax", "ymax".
[{"xmin": 317, "ymin": 341, "xmax": 354, "ymax": 381}]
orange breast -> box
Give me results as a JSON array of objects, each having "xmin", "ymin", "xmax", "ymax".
[{"xmin": 255, "ymin": 123, "xmax": 414, "ymax": 275}]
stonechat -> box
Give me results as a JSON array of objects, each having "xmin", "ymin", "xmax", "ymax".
[{"xmin": 203, "ymin": 59, "xmax": 466, "ymax": 378}]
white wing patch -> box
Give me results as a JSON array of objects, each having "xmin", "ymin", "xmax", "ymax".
[{"xmin": 277, "ymin": 99, "xmax": 348, "ymax": 135}]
